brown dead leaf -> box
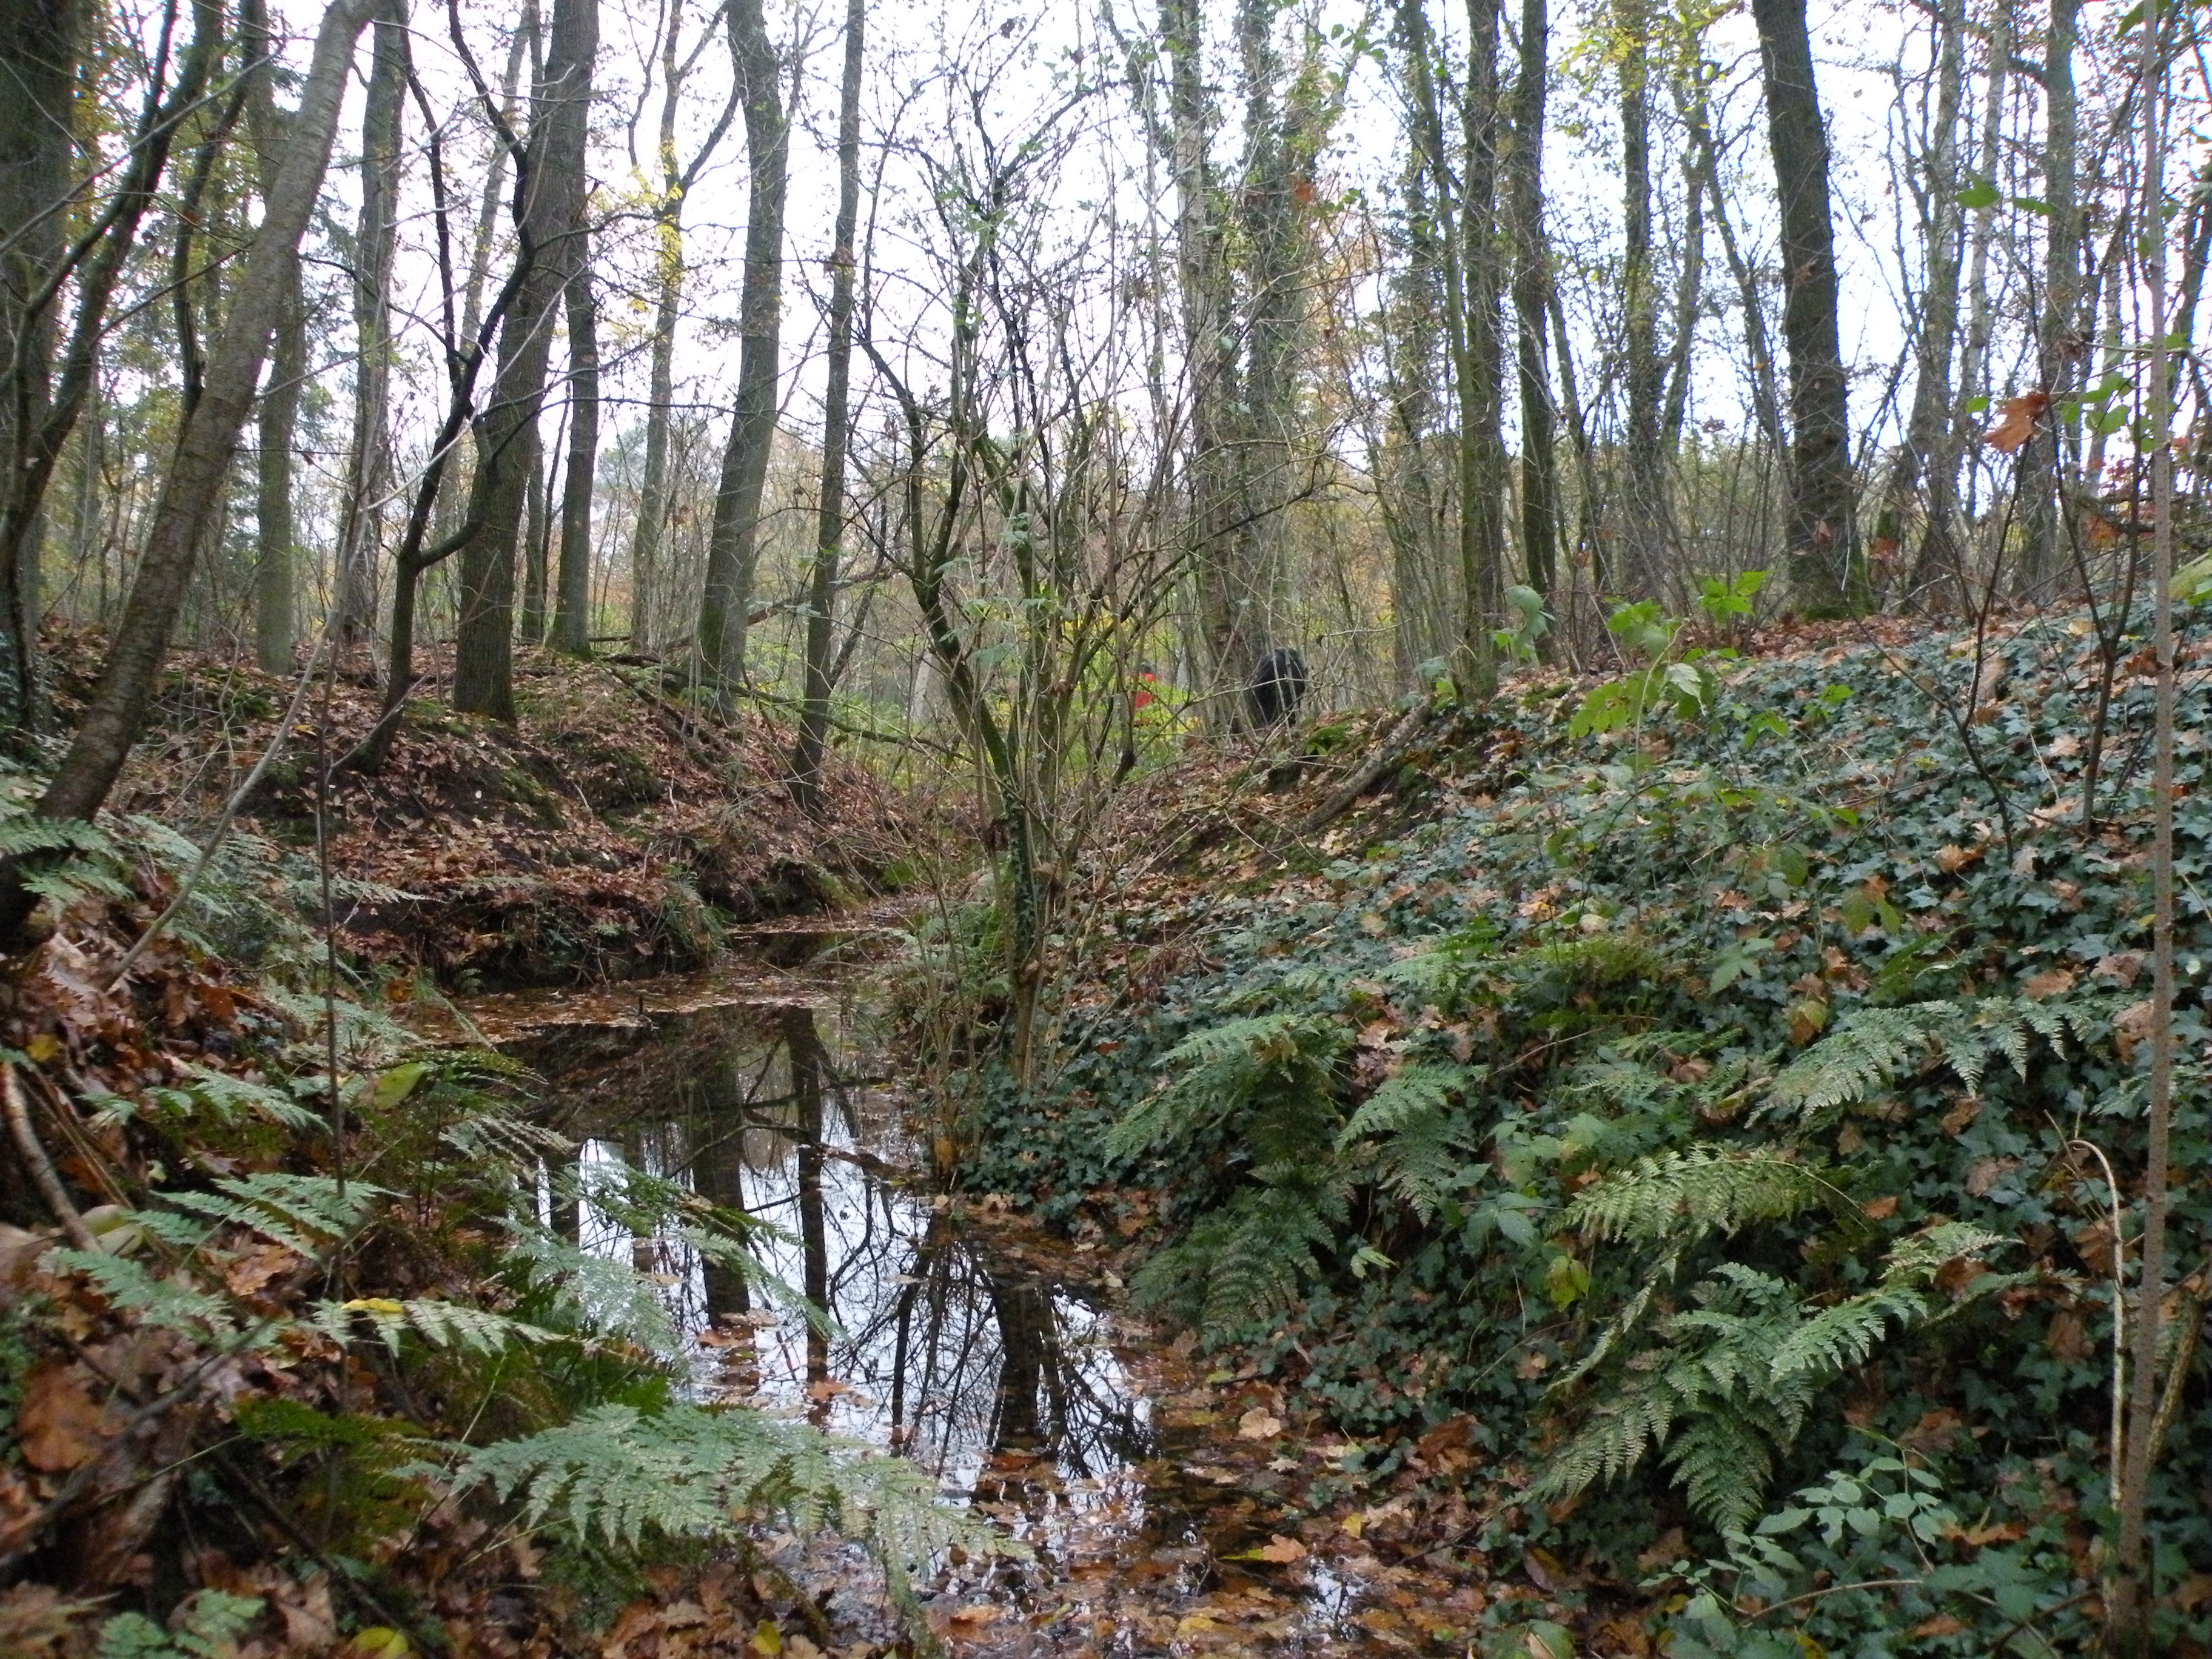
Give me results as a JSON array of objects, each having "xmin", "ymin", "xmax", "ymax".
[
  {"xmin": 17, "ymin": 1361, "xmax": 109, "ymax": 1473},
  {"xmin": 2023, "ymin": 967, "xmax": 2077, "ymax": 1001},
  {"xmin": 2047, "ymin": 1311, "xmax": 2092, "ymax": 1362},
  {"xmin": 1941, "ymin": 1096, "xmax": 1983, "ymax": 1136},
  {"xmin": 1983, "ymin": 390, "xmax": 2051, "ymax": 454},
  {"xmin": 2093, "ymin": 952, "xmax": 2143, "ymax": 988},
  {"xmin": 1862, "ymin": 1196, "xmax": 1899, "ymax": 1221},
  {"xmin": 1933, "ymin": 843, "xmax": 1980, "ymax": 873},
  {"xmin": 1236, "ymin": 1407, "xmax": 1282, "ymax": 1440},
  {"xmin": 947, "ymin": 1606, "xmax": 1002, "ymax": 1629},
  {"xmin": 1965, "ymin": 1157, "xmax": 2018, "ymax": 1197},
  {"xmin": 1913, "ymin": 1614, "xmax": 1971, "ymax": 1637},
  {"xmin": 1253, "ymin": 1534, "xmax": 1307, "ymax": 1563}
]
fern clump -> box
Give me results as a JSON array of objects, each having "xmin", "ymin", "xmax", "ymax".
[{"xmin": 1535, "ymin": 1224, "xmax": 2015, "ymax": 1530}]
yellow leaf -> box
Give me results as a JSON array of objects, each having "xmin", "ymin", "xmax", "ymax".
[
  {"xmin": 346, "ymin": 1630, "xmax": 411, "ymax": 1659},
  {"xmin": 24, "ymin": 1033, "xmax": 61, "ymax": 1064},
  {"xmin": 750, "ymin": 1618, "xmax": 783, "ymax": 1655}
]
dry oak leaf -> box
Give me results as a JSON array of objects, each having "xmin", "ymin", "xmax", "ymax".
[
  {"xmin": 17, "ymin": 1360, "xmax": 111, "ymax": 1473},
  {"xmin": 1862, "ymin": 1195, "xmax": 1900, "ymax": 1221},
  {"xmin": 2023, "ymin": 967, "xmax": 2077, "ymax": 1001},
  {"xmin": 1236, "ymin": 1407, "xmax": 1283, "ymax": 1440},
  {"xmin": 1983, "ymin": 390, "xmax": 2051, "ymax": 454},
  {"xmin": 1253, "ymin": 1535, "xmax": 1307, "ymax": 1563},
  {"xmin": 1933, "ymin": 843, "xmax": 1980, "ymax": 874}
]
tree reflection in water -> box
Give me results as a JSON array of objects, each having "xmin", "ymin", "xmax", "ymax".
[{"xmin": 533, "ymin": 994, "xmax": 1154, "ymax": 1518}]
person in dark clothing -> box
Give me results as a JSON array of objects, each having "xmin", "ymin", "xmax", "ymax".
[{"xmin": 1248, "ymin": 647, "xmax": 1309, "ymax": 728}]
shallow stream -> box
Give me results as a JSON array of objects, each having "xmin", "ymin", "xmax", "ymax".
[{"xmin": 441, "ymin": 953, "xmax": 1455, "ymax": 1656}]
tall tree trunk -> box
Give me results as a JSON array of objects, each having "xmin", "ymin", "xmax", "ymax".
[
  {"xmin": 551, "ymin": 233, "xmax": 597, "ymax": 651},
  {"xmin": 629, "ymin": 0, "xmax": 743, "ymax": 654},
  {"xmin": 2023, "ymin": 0, "xmax": 2078, "ymax": 595},
  {"xmin": 1751, "ymin": 0, "xmax": 1854, "ymax": 613},
  {"xmin": 243, "ymin": 0, "xmax": 298, "ymax": 674},
  {"xmin": 1661, "ymin": 128, "xmax": 1706, "ymax": 454},
  {"xmin": 0, "ymin": 0, "xmax": 89, "ymax": 736},
  {"xmin": 1685, "ymin": 95, "xmax": 1783, "ymax": 457},
  {"xmin": 1456, "ymin": 0, "xmax": 1505, "ymax": 687},
  {"xmin": 1617, "ymin": 0, "xmax": 1667, "ymax": 597},
  {"xmin": 1890, "ymin": 0, "xmax": 1965, "ymax": 598},
  {"xmin": 335, "ymin": 0, "xmax": 407, "ymax": 648},
  {"xmin": 521, "ymin": 418, "xmax": 551, "ymax": 643},
  {"xmin": 791, "ymin": 0, "xmax": 864, "ymax": 814},
  {"xmin": 1164, "ymin": 0, "xmax": 1242, "ymax": 716},
  {"xmin": 1947, "ymin": 0, "xmax": 2008, "ymax": 561},
  {"xmin": 452, "ymin": 0, "xmax": 596, "ymax": 720},
  {"xmin": 1507, "ymin": 0, "xmax": 1555, "ymax": 598},
  {"xmin": 435, "ymin": 5, "xmax": 532, "ymax": 555},
  {"xmin": 696, "ymin": 0, "xmax": 789, "ymax": 702},
  {"xmin": 13, "ymin": 0, "xmax": 377, "ymax": 868}
]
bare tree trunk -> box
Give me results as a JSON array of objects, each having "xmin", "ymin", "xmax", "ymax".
[
  {"xmin": 1, "ymin": 0, "xmax": 215, "ymax": 738},
  {"xmin": 1456, "ymin": 0, "xmax": 1505, "ymax": 686},
  {"xmin": 1686, "ymin": 96, "xmax": 1783, "ymax": 458},
  {"xmin": 1163, "ymin": 0, "xmax": 1243, "ymax": 716},
  {"xmin": 13, "ymin": 0, "xmax": 377, "ymax": 866},
  {"xmin": 1661, "ymin": 116, "xmax": 1706, "ymax": 455},
  {"xmin": 697, "ymin": 0, "xmax": 789, "ymax": 702},
  {"xmin": 0, "ymin": 0, "xmax": 90, "ymax": 735},
  {"xmin": 452, "ymin": 0, "xmax": 596, "ymax": 720},
  {"xmin": 1617, "ymin": 0, "xmax": 1667, "ymax": 597},
  {"xmin": 521, "ymin": 418, "xmax": 551, "ymax": 643},
  {"xmin": 1948, "ymin": 0, "xmax": 2009, "ymax": 555},
  {"xmin": 1885, "ymin": 0, "xmax": 1965, "ymax": 599},
  {"xmin": 2110, "ymin": 10, "xmax": 2175, "ymax": 1645},
  {"xmin": 243, "ymin": 0, "xmax": 298, "ymax": 674},
  {"xmin": 335, "ymin": 0, "xmax": 406, "ymax": 648},
  {"xmin": 2023, "ymin": 0, "xmax": 2079, "ymax": 595},
  {"xmin": 791, "ymin": 0, "xmax": 865, "ymax": 814},
  {"xmin": 552, "ymin": 247, "xmax": 598, "ymax": 654},
  {"xmin": 1752, "ymin": 0, "xmax": 1855, "ymax": 613},
  {"xmin": 1508, "ymin": 0, "xmax": 1555, "ymax": 598},
  {"xmin": 625, "ymin": 2, "xmax": 743, "ymax": 655}
]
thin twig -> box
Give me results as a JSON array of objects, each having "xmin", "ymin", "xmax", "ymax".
[{"xmin": 2, "ymin": 1062, "xmax": 99, "ymax": 1250}]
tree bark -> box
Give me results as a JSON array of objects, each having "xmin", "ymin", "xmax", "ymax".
[
  {"xmin": 2023, "ymin": 0, "xmax": 2078, "ymax": 595},
  {"xmin": 1751, "ymin": 0, "xmax": 1855, "ymax": 613},
  {"xmin": 243, "ymin": 0, "xmax": 298, "ymax": 674},
  {"xmin": 334, "ymin": 0, "xmax": 407, "ymax": 647},
  {"xmin": 452, "ymin": 0, "xmax": 597, "ymax": 720},
  {"xmin": 791, "ymin": 0, "xmax": 864, "ymax": 814},
  {"xmin": 629, "ymin": 0, "xmax": 744, "ymax": 654},
  {"xmin": 1889, "ymin": 0, "xmax": 1964, "ymax": 597},
  {"xmin": 22, "ymin": 0, "xmax": 379, "ymax": 843},
  {"xmin": 1456, "ymin": 0, "xmax": 1505, "ymax": 686},
  {"xmin": 1507, "ymin": 0, "xmax": 1555, "ymax": 598},
  {"xmin": 696, "ymin": 0, "xmax": 789, "ymax": 702},
  {"xmin": 551, "ymin": 246, "xmax": 598, "ymax": 654},
  {"xmin": 0, "ymin": 0, "xmax": 89, "ymax": 736},
  {"xmin": 1617, "ymin": 0, "xmax": 1667, "ymax": 597}
]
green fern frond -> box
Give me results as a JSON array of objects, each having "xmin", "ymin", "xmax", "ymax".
[
  {"xmin": 1560, "ymin": 1147, "xmax": 1836, "ymax": 1246},
  {"xmin": 162, "ymin": 1173, "xmax": 385, "ymax": 1259},
  {"xmin": 1107, "ymin": 1013, "xmax": 1342, "ymax": 1158},
  {"xmin": 169, "ymin": 1063, "xmax": 325, "ymax": 1131},
  {"xmin": 1764, "ymin": 997, "xmax": 2091, "ymax": 1122},
  {"xmin": 50, "ymin": 1249, "xmax": 240, "ymax": 1341},
  {"xmin": 1663, "ymin": 1407, "xmax": 1775, "ymax": 1534},
  {"xmin": 1336, "ymin": 1062, "xmax": 1476, "ymax": 1148},
  {"xmin": 441, "ymin": 1402, "xmax": 991, "ymax": 1577},
  {"xmin": 323, "ymin": 1297, "xmax": 566, "ymax": 1355}
]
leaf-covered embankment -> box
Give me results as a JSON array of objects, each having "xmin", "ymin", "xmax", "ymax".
[
  {"xmin": 44, "ymin": 629, "xmax": 930, "ymax": 985},
  {"xmin": 965, "ymin": 615, "xmax": 2212, "ymax": 1655}
]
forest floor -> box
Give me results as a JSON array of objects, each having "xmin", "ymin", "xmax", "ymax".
[{"xmin": 47, "ymin": 628, "xmax": 935, "ymax": 986}]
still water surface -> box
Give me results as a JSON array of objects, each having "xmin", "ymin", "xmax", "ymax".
[{"xmin": 471, "ymin": 964, "xmax": 1378, "ymax": 1654}]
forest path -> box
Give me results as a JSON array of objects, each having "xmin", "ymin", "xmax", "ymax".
[{"xmin": 447, "ymin": 952, "xmax": 1488, "ymax": 1657}]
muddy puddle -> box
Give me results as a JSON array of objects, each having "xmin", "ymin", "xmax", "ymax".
[{"xmin": 454, "ymin": 959, "xmax": 1487, "ymax": 1656}]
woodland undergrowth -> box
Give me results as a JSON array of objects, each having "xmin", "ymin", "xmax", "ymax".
[
  {"xmin": 0, "ymin": 765, "xmax": 988, "ymax": 1658},
  {"xmin": 959, "ymin": 609, "xmax": 2212, "ymax": 1657}
]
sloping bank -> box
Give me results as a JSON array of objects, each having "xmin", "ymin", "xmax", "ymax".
[
  {"xmin": 44, "ymin": 634, "xmax": 927, "ymax": 986},
  {"xmin": 960, "ymin": 617, "xmax": 2212, "ymax": 1657}
]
